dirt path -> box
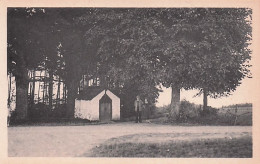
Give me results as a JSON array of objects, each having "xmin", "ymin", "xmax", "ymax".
[{"xmin": 8, "ymin": 123, "xmax": 252, "ymax": 157}]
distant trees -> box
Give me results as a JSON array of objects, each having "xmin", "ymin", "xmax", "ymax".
[{"xmin": 7, "ymin": 8, "xmax": 252, "ymax": 121}]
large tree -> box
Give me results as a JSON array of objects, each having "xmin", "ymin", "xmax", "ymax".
[
  {"xmin": 159, "ymin": 8, "xmax": 252, "ymax": 116},
  {"xmin": 82, "ymin": 9, "xmax": 165, "ymax": 114},
  {"xmin": 157, "ymin": 9, "xmax": 202, "ymax": 118},
  {"xmin": 8, "ymin": 8, "xmax": 101, "ymax": 119},
  {"xmin": 53, "ymin": 8, "xmax": 108, "ymax": 117},
  {"xmin": 7, "ymin": 8, "xmax": 59, "ymax": 120},
  {"xmin": 193, "ymin": 8, "xmax": 252, "ymax": 111}
]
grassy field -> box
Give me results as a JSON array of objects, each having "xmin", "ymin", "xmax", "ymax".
[{"xmin": 88, "ymin": 136, "xmax": 252, "ymax": 158}]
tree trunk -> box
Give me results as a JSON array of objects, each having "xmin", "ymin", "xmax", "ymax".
[
  {"xmin": 31, "ymin": 69, "xmax": 35, "ymax": 105},
  {"xmin": 64, "ymin": 84, "xmax": 67, "ymax": 104},
  {"xmin": 37, "ymin": 71, "xmax": 42, "ymax": 103},
  {"xmin": 66, "ymin": 81, "xmax": 78, "ymax": 118},
  {"xmin": 56, "ymin": 76, "xmax": 61, "ymax": 106},
  {"xmin": 8, "ymin": 73, "xmax": 12, "ymax": 106},
  {"xmin": 99, "ymin": 74, "xmax": 107, "ymax": 88},
  {"xmin": 203, "ymin": 89, "xmax": 208, "ymax": 111},
  {"xmin": 170, "ymin": 86, "xmax": 180, "ymax": 119},
  {"xmin": 48, "ymin": 70, "xmax": 53, "ymax": 108},
  {"xmin": 42, "ymin": 77, "xmax": 46, "ymax": 104},
  {"xmin": 15, "ymin": 71, "xmax": 28, "ymax": 121}
]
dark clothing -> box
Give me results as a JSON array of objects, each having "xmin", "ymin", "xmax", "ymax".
[
  {"xmin": 134, "ymin": 99, "xmax": 144, "ymax": 123},
  {"xmin": 135, "ymin": 99, "xmax": 143, "ymax": 123},
  {"xmin": 134, "ymin": 100, "xmax": 143, "ymax": 112},
  {"xmin": 135, "ymin": 107, "xmax": 142, "ymax": 123}
]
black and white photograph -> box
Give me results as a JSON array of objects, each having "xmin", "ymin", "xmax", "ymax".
[{"xmin": 1, "ymin": 0, "xmax": 260, "ymax": 163}]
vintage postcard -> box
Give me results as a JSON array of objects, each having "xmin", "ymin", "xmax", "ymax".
[{"xmin": 0, "ymin": 0, "xmax": 260, "ymax": 164}]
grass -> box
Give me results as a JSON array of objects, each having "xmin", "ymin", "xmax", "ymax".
[{"xmin": 88, "ymin": 136, "xmax": 252, "ymax": 158}]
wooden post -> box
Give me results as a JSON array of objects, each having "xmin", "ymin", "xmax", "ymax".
[{"xmin": 234, "ymin": 105, "xmax": 238, "ymax": 126}]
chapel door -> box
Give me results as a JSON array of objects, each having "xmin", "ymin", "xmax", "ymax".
[{"xmin": 99, "ymin": 94, "xmax": 112, "ymax": 122}]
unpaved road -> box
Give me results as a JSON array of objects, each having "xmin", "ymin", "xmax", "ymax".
[{"xmin": 8, "ymin": 123, "xmax": 252, "ymax": 157}]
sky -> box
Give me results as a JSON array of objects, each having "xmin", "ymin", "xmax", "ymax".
[{"xmin": 156, "ymin": 77, "xmax": 254, "ymax": 108}]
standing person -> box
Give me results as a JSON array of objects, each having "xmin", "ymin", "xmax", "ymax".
[
  {"xmin": 134, "ymin": 95, "xmax": 143, "ymax": 123},
  {"xmin": 144, "ymin": 98, "xmax": 150, "ymax": 119}
]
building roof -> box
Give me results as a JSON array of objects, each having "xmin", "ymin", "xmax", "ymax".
[{"xmin": 77, "ymin": 86, "xmax": 104, "ymax": 100}]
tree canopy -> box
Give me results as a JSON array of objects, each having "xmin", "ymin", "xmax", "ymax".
[{"xmin": 156, "ymin": 8, "xmax": 252, "ymax": 115}]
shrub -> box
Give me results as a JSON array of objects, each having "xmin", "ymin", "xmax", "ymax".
[
  {"xmin": 28, "ymin": 103, "xmax": 49, "ymax": 120},
  {"xmin": 9, "ymin": 110, "xmax": 17, "ymax": 125},
  {"xmin": 162, "ymin": 100, "xmax": 252, "ymax": 125},
  {"xmin": 178, "ymin": 99, "xmax": 201, "ymax": 122},
  {"xmin": 120, "ymin": 107, "xmax": 136, "ymax": 120},
  {"xmin": 166, "ymin": 100, "xmax": 230, "ymax": 125},
  {"xmin": 199, "ymin": 106, "xmax": 218, "ymax": 117},
  {"xmin": 28, "ymin": 103, "xmax": 68, "ymax": 121},
  {"xmin": 50, "ymin": 104, "xmax": 68, "ymax": 118}
]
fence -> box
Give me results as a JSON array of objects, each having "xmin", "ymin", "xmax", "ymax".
[{"xmin": 218, "ymin": 106, "xmax": 252, "ymax": 125}]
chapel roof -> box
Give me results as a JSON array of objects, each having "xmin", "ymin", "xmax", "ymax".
[
  {"xmin": 77, "ymin": 86, "xmax": 104, "ymax": 100},
  {"xmin": 76, "ymin": 86, "xmax": 119, "ymax": 100}
]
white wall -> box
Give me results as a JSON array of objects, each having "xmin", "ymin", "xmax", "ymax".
[
  {"xmin": 74, "ymin": 90, "xmax": 120, "ymax": 121},
  {"xmin": 75, "ymin": 99, "xmax": 93, "ymax": 120},
  {"xmin": 107, "ymin": 90, "xmax": 120, "ymax": 120},
  {"xmin": 74, "ymin": 99, "xmax": 81, "ymax": 118},
  {"xmin": 90, "ymin": 91, "xmax": 104, "ymax": 120}
]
